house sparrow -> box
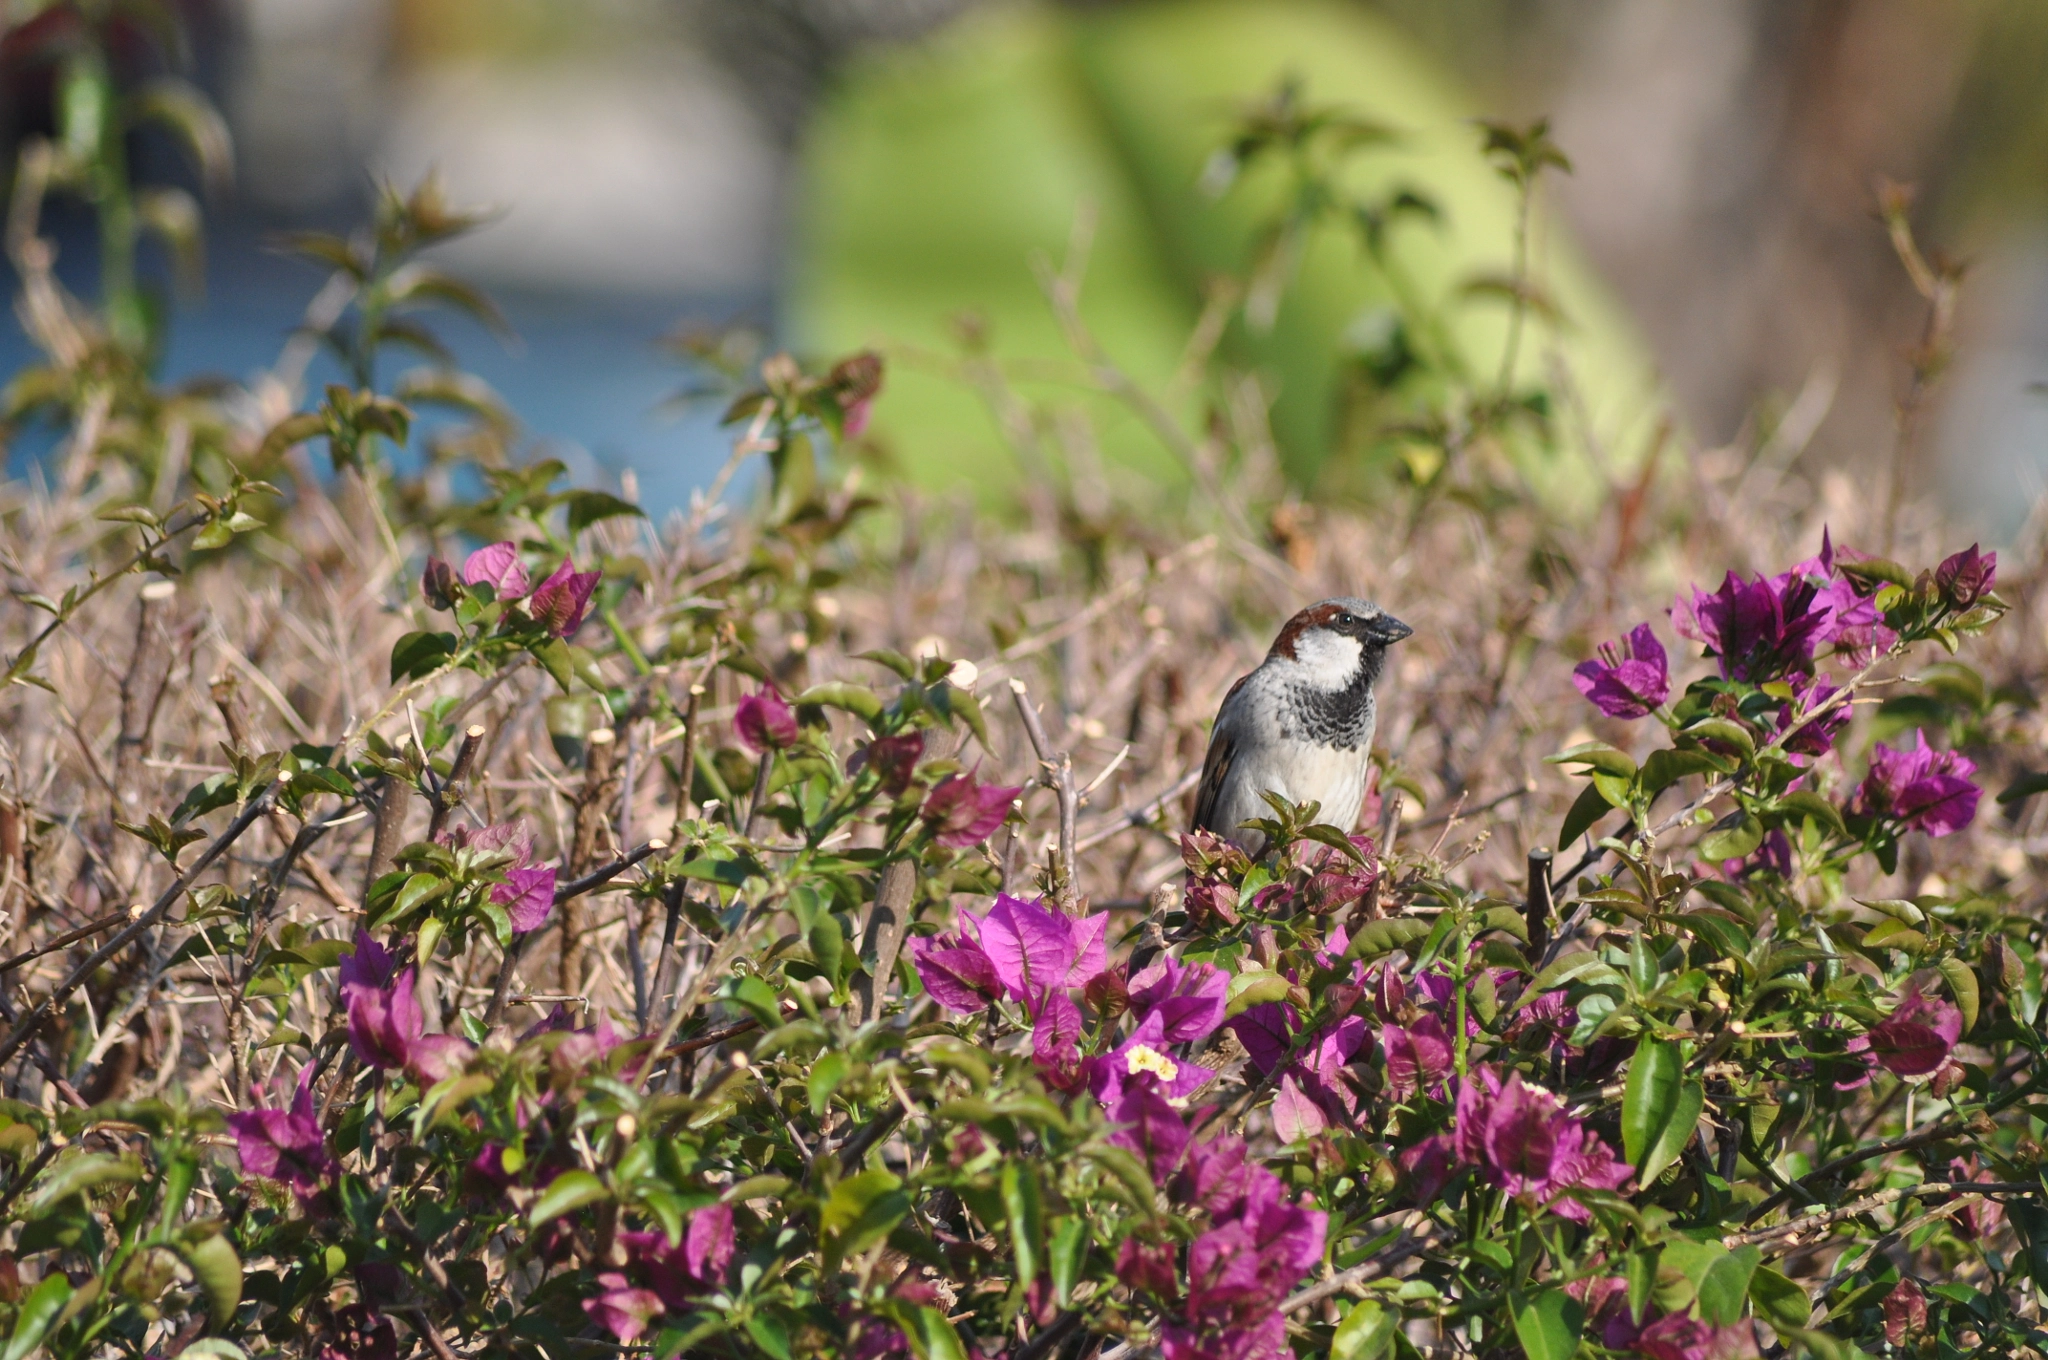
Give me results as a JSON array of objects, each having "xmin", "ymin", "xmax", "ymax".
[{"xmin": 1192, "ymin": 598, "xmax": 1412, "ymax": 856}]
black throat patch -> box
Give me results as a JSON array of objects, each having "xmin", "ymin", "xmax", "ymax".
[{"xmin": 1278, "ymin": 647, "xmax": 1382, "ymax": 749}]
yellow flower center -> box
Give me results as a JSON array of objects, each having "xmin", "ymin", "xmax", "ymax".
[{"xmin": 1125, "ymin": 1045, "xmax": 1179, "ymax": 1082}]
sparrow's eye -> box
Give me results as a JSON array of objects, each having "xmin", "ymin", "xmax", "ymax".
[{"xmin": 1337, "ymin": 612, "xmax": 1356, "ymax": 626}]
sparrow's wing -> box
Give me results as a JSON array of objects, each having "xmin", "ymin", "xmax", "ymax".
[{"xmin": 1190, "ymin": 674, "xmax": 1251, "ymax": 834}]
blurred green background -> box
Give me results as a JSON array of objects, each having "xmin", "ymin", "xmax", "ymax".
[{"xmin": 6, "ymin": 0, "xmax": 2048, "ymax": 528}]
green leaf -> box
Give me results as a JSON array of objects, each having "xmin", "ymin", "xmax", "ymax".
[
  {"xmin": 1559, "ymin": 780, "xmax": 1618, "ymax": 850},
  {"xmin": 175, "ymin": 1225, "xmax": 243, "ymax": 1326},
  {"xmin": 1514, "ymin": 951, "xmax": 1614, "ymax": 1008},
  {"xmin": 1683, "ymin": 717, "xmax": 1756, "ymax": 759},
  {"xmin": 1938, "ymin": 957, "xmax": 1981, "ymax": 1035},
  {"xmin": 1697, "ymin": 811, "xmax": 1764, "ymax": 862},
  {"xmin": 1332, "ymin": 1298, "xmax": 1398, "ymax": 1360},
  {"xmin": 726, "ymin": 976, "xmax": 784, "ymax": 1028},
  {"xmin": 1225, "ymin": 969, "xmax": 1294, "ymax": 1017},
  {"xmin": 857, "ymin": 649, "xmax": 918, "ymax": 680},
  {"xmin": 1048, "ymin": 1217, "xmax": 1088, "ymax": 1306},
  {"xmin": 1676, "ymin": 910, "xmax": 1751, "ymax": 961},
  {"xmin": 1749, "ymin": 1265, "xmax": 1812, "ymax": 1332},
  {"xmin": 388, "ymin": 630, "xmax": 456, "ymax": 682},
  {"xmin": 909, "ymin": 1307, "xmax": 969, "ymax": 1360},
  {"xmin": 822, "ymin": 1169, "xmax": 909, "ymax": 1264},
  {"xmin": 1776, "ymin": 791, "xmax": 1847, "ymax": 837},
  {"xmin": 1642, "ymin": 1079, "xmax": 1705, "ymax": 1186},
  {"xmin": 1508, "ymin": 1288, "xmax": 1584, "ymax": 1360},
  {"xmin": 530, "ymin": 636, "xmax": 575, "ymax": 692},
  {"xmin": 1622, "ymin": 1040, "xmax": 1681, "ymax": 1172},
  {"xmin": 1344, "ymin": 917, "xmax": 1431, "ymax": 962},
  {"xmin": 1695, "ymin": 1245, "xmax": 1760, "ymax": 1327},
  {"xmin": 722, "ymin": 1174, "xmax": 792, "ymax": 1203},
  {"xmin": 1002, "ymin": 1160, "xmax": 1044, "ymax": 1288},
  {"xmin": 3, "ymin": 1274, "xmax": 72, "ymax": 1360},
  {"xmin": 559, "ymin": 489, "xmax": 645, "ymax": 535},
  {"xmin": 744, "ymin": 1314, "xmax": 793, "ymax": 1360},
  {"xmin": 808, "ymin": 1052, "xmax": 851, "ymax": 1116},
  {"xmin": 794, "ymin": 682, "xmax": 883, "ymax": 721},
  {"xmin": 1477, "ymin": 906, "xmax": 1529, "ymax": 942},
  {"xmin": 1641, "ymin": 748, "xmax": 1720, "ymax": 796},
  {"xmin": 1998, "ymin": 771, "xmax": 2048, "ymax": 807},
  {"xmin": 395, "ymin": 872, "xmax": 449, "ymax": 920},
  {"xmin": 530, "ymin": 1170, "xmax": 610, "ymax": 1227},
  {"xmin": 26, "ymin": 1151, "xmax": 141, "ymax": 1217},
  {"xmin": 1545, "ymin": 742, "xmax": 1637, "ymax": 777},
  {"xmin": 1081, "ymin": 1145, "xmax": 1156, "ymax": 1213}
]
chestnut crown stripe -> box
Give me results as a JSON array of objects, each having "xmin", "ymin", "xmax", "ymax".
[{"xmin": 1267, "ymin": 598, "xmax": 1413, "ymax": 661}]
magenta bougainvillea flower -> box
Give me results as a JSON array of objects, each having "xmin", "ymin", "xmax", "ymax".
[
  {"xmin": 734, "ymin": 686, "xmax": 799, "ymax": 753},
  {"xmin": 1573, "ymin": 623, "xmax": 1670, "ymax": 718},
  {"xmin": 1116, "ymin": 1238, "xmax": 1181, "ymax": 1298},
  {"xmin": 1847, "ymin": 985, "xmax": 1963, "ymax": 1079},
  {"xmin": 1090, "ymin": 1010, "xmax": 1217, "ymax": 1109},
  {"xmin": 460, "ymin": 541, "xmax": 530, "ymax": 599},
  {"xmin": 920, "ymin": 769, "xmax": 1020, "ymax": 847},
  {"xmin": 495, "ymin": 864, "xmax": 556, "ymax": 933},
  {"xmin": 1447, "ymin": 1068, "xmax": 1632, "ymax": 1220},
  {"xmin": 527, "ymin": 558, "xmax": 601, "ymax": 638},
  {"xmin": 1381, "ymin": 1014, "xmax": 1455, "ymax": 1100},
  {"xmin": 909, "ymin": 929, "xmax": 1004, "ymax": 1011},
  {"xmin": 582, "ymin": 1273, "xmax": 665, "ymax": 1343},
  {"xmin": 227, "ymin": 1066, "xmax": 337, "ymax": 1200},
  {"xmin": 1775, "ymin": 675, "xmax": 1848, "ymax": 761},
  {"xmin": 444, "ymin": 820, "xmax": 558, "ymax": 933},
  {"xmin": 1126, "ymin": 955, "xmax": 1230, "ymax": 1044},
  {"xmin": 420, "ymin": 555, "xmax": 459, "ymax": 610},
  {"xmin": 619, "ymin": 1204, "xmax": 735, "ymax": 1307},
  {"xmin": 1936, "ymin": 544, "xmax": 1996, "ymax": 609},
  {"xmin": 1573, "ymin": 1276, "xmax": 1760, "ymax": 1360},
  {"xmin": 850, "ymin": 732, "xmax": 923, "ymax": 793},
  {"xmin": 1108, "ymin": 1083, "xmax": 1192, "ymax": 1187},
  {"xmin": 966, "ymin": 893, "xmax": 1105, "ymax": 1008},
  {"xmin": 1031, "ymin": 990, "xmax": 1087, "ymax": 1091},
  {"xmin": 1164, "ymin": 1148, "xmax": 1327, "ymax": 1360},
  {"xmin": 1673, "ymin": 571, "xmax": 1835, "ymax": 683},
  {"xmin": 1856, "ymin": 731, "xmax": 1980, "ymax": 837},
  {"xmin": 340, "ymin": 932, "xmax": 474, "ymax": 1082}
]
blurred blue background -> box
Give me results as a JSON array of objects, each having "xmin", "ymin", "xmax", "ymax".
[{"xmin": 6, "ymin": 0, "xmax": 2047, "ymax": 528}]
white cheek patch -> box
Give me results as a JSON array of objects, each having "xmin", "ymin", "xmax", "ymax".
[{"xmin": 1290, "ymin": 630, "xmax": 1362, "ymax": 686}]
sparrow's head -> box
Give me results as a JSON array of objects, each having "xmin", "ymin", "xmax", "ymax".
[{"xmin": 1268, "ymin": 597, "xmax": 1413, "ymax": 686}]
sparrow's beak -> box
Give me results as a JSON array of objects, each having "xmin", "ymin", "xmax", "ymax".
[{"xmin": 1368, "ymin": 615, "xmax": 1414, "ymax": 644}]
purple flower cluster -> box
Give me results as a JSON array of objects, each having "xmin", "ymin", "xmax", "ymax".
[
  {"xmin": 1113, "ymin": 1128, "xmax": 1327, "ymax": 1360},
  {"xmin": 340, "ymin": 932, "xmax": 475, "ymax": 1084},
  {"xmin": 1839, "ymin": 984, "xmax": 1964, "ymax": 1089},
  {"xmin": 1573, "ymin": 623, "xmax": 1670, "ymax": 719},
  {"xmin": 1672, "ymin": 534, "xmax": 1891, "ymax": 684},
  {"xmin": 583, "ymin": 1205, "xmax": 736, "ymax": 1341},
  {"xmin": 1229, "ymin": 928, "xmax": 1379, "ymax": 1142},
  {"xmin": 921, "ymin": 768, "xmax": 1020, "ymax": 848},
  {"xmin": 1855, "ymin": 730, "xmax": 1980, "ymax": 837},
  {"xmin": 1573, "ymin": 1276, "xmax": 1759, "ymax": 1360},
  {"xmin": 912, "ymin": 894, "xmax": 1224, "ymax": 1100},
  {"xmin": 420, "ymin": 541, "xmax": 601, "ymax": 639},
  {"xmin": 735, "ymin": 686, "xmax": 799, "ymax": 753},
  {"xmin": 441, "ymin": 819, "xmax": 556, "ymax": 933},
  {"xmin": 227, "ymin": 1066, "xmax": 339, "ymax": 1202},
  {"xmin": 1935, "ymin": 543, "xmax": 1996, "ymax": 609},
  {"xmin": 1402, "ymin": 1068, "xmax": 1631, "ymax": 1221}
]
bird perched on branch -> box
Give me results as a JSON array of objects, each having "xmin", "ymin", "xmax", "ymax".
[{"xmin": 1192, "ymin": 598, "xmax": 1412, "ymax": 856}]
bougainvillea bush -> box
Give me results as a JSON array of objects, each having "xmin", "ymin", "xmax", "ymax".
[{"xmin": 4, "ymin": 7, "xmax": 2048, "ymax": 1360}]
